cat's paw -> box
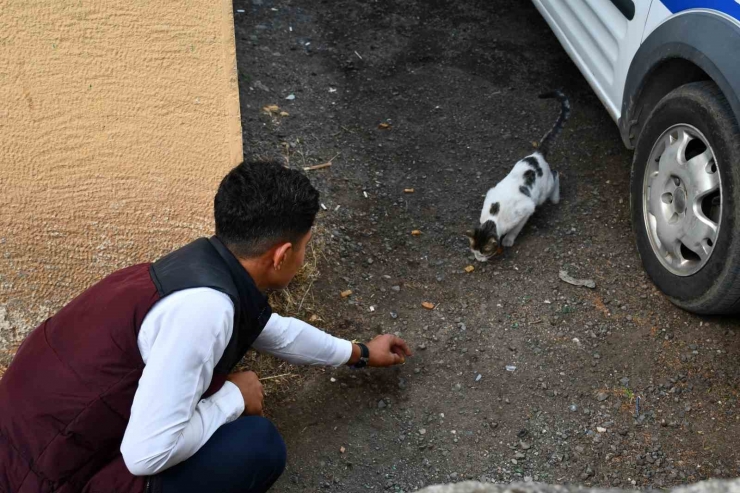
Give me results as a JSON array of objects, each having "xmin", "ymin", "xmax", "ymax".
[{"xmin": 501, "ymin": 237, "xmax": 515, "ymax": 247}]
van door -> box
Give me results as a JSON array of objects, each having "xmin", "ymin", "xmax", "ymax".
[{"xmin": 533, "ymin": 0, "xmax": 653, "ymax": 121}]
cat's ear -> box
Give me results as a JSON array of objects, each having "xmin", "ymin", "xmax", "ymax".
[{"xmin": 464, "ymin": 230, "xmax": 475, "ymax": 247}]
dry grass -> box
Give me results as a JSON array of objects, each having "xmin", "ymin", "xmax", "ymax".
[
  {"xmin": 236, "ymin": 228, "xmax": 328, "ymax": 396},
  {"xmin": 268, "ymin": 228, "xmax": 325, "ymax": 318}
]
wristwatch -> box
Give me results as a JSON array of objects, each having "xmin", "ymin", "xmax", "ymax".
[{"xmin": 351, "ymin": 342, "xmax": 369, "ymax": 369}]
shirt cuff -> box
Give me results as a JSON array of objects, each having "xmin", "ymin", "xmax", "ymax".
[
  {"xmin": 211, "ymin": 380, "xmax": 245, "ymax": 422},
  {"xmin": 336, "ymin": 339, "xmax": 354, "ymax": 366}
]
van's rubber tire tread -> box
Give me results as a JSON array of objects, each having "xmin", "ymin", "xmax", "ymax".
[{"xmin": 630, "ymin": 81, "xmax": 740, "ymax": 314}]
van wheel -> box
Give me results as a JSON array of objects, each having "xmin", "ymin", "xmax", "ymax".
[{"xmin": 631, "ymin": 81, "xmax": 740, "ymax": 314}]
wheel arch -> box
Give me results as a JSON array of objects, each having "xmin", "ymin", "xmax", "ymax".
[{"xmin": 619, "ymin": 11, "xmax": 740, "ymax": 150}]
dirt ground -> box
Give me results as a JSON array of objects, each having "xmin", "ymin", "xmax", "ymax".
[{"xmin": 234, "ymin": 1, "xmax": 740, "ymax": 491}]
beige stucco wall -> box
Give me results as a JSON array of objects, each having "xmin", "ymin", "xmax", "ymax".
[{"xmin": 0, "ymin": 0, "xmax": 242, "ymax": 349}]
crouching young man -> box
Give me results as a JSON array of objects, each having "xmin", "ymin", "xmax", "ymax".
[{"xmin": 0, "ymin": 161, "xmax": 411, "ymax": 493}]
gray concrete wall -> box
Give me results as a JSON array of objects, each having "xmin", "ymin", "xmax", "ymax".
[{"xmin": 416, "ymin": 480, "xmax": 740, "ymax": 493}]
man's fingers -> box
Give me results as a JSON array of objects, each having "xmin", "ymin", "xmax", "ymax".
[
  {"xmin": 390, "ymin": 347, "xmax": 406, "ymax": 362},
  {"xmin": 387, "ymin": 348, "xmax": 405, "ymax": 365},
  {"xmin": 392, "ymin": 337, "xmax": 413, "ymax": 357},
  {"xmin": 366, "ymin": 335, "xmax": 412, "ymax": 366}
]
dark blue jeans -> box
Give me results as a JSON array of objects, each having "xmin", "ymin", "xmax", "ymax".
[{"xmin": 152, "ymin": 416, "xmax": 286, "ymax": 493}]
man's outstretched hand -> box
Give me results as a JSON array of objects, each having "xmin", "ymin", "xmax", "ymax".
[{"xmin": 354, "ymin": 334, "xmax": 412, "ymax": 367}]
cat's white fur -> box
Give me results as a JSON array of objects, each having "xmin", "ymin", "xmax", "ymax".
[
  {"xmin": 474, "ymin": 152, "xmax": 559, "ymax": 261},
  {"xmin": 468, "ymin": 90, "xmax": 569, "ymax": 261}
]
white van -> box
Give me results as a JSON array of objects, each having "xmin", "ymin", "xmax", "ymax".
[{"xmin": 533, "ymin": 0, "xmax": 740, "ymax": 314}]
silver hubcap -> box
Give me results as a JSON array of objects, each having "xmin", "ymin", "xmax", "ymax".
[{"xmin": 643, "ymin": 124, "xmax": 722, "ymax": 276}]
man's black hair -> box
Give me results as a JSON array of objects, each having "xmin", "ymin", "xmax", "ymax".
[{"xmin": 214, "ymin": 160, "xmax": 320, "ymax": 258}]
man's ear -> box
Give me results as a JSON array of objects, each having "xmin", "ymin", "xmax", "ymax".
[{"xmin": 272, "ymin": 242, "xmax": 293, "ymax": 269}]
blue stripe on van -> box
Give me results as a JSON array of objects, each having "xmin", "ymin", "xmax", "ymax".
[{"xmin": 660, "ymin": 0, "xmax": 740, "ymax": 19}]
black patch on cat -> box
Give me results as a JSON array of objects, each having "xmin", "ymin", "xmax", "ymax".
[
  {"xmin": 519, "ymin": 185, "xmax": 531, "ymax": 197},
  {"xmin": 489, "ymin": 202, "xmax": 500, "ymax": 215},
  {"xmin": 523, "ymin": 169, "xmax": 536, "ymax": 187},
  {"xmin": 472, "ymin": 220, "xmax": 497, "ymax": 250},
  {"xmin": 552, "ymin": 169, "xmax": 559, "ymax": 180},
  {"xmin": 524, "ymin": 156, "xmax": 543, "ymax": 177}
]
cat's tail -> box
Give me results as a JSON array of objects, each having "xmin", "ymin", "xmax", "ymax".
[{"xmin": 537, "ymin": 90, "xmax": 570, "ymax": 158}]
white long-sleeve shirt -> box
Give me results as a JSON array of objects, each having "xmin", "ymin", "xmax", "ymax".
[{"xmin": 120, "ymin": 287, "xmax": 352, "ymax": 476}]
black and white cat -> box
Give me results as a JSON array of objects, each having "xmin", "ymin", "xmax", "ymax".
[{"xmin": 466, "ymin": 91, "xmax": 570, "ymax": 261}]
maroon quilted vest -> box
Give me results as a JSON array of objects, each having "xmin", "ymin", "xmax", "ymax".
[{"xmin": 0, "ymin": 237, "xmax": 271, "ymax": 493}]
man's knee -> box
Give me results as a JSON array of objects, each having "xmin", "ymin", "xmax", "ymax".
[
  {"xmin": 243, "ymin": 416, "xmax": 286, "ymax": 476},
  {"xmin": 153, "ymin": 417, "xmax": 286, "ymax": 493}
]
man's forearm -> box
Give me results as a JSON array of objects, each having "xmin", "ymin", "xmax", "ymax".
[
  {"xmin": 252, "ymin": 314, "xmax": 352, "ymax": 366},
  {"xmin": 345, "ymin": 343, "xmax": 361, "ymax": 366}
]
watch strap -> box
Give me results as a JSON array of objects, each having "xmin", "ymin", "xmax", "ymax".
[{"xmin": 352, "ymin": 342, "xmax": 369, "ymax": 369}]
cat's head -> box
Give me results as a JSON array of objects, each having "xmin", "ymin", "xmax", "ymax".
[{"xmin": 465, "ymin": 220, "xmax": 499, "ymax": 262}]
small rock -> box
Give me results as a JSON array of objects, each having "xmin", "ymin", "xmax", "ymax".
[
  {"xmin": 569, "ymin": 404, "xmax": 578, "ymax": 412},
  {"xmin": 391, "ymin": 285, "xmax": 401, "ymax": 292},
  {"xmin": 378, "ymin": 399, "xmax": 387, "ymax": 409},
  {"xmin": 419, "ymin": 428, "xmax": 427, "ymax": 435},
  {"xmin": 515, "ymin": 452, "xmax": 526, "ymax": 459},
  {"xmin": 559, "ymin": 270, "xmax": 596, "ymax": 289},
  {"xmin": 520, "ymin": 441, "xmax": 531, "ymax": 450},
  {"xmin": 253, "ymin": 80, "xmax": 270, "ymax": 92},
  {"xmin": 475, "ymin": 374, "xmax": 482, "ymax": 382},
  {"xmin": 597, "ymin": 392, "xmax": 609, "ymax": 402}
]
